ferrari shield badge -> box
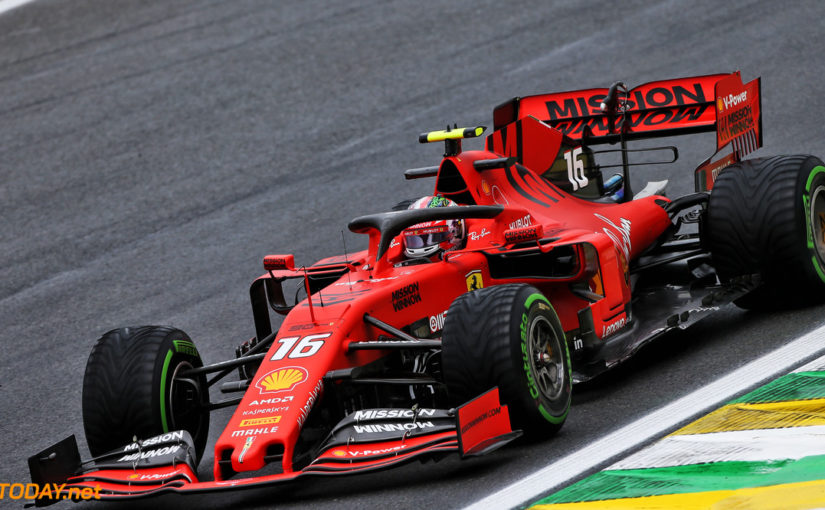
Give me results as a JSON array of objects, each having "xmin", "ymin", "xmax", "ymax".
[{"xmin": 465, "ymin": 270, "xmax": 484, "ymax": 292}]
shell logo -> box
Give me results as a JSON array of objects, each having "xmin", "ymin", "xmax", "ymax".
[
  {"xmin": 717, "ymin": 97, "xmax": 724, "ymax": 113},
  {"xmin": 256, "ymin": 366, "xmax": 308, "ymax": 394},
  {"xmin": 332, "ymin": 449, "xmax": 347, "ymax": 457}
]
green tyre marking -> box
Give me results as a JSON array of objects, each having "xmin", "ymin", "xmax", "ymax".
[
  {"xmin": 159, "ymin": 350, "xmax": 173, "ymax": 433},
  {"xmin": 539, "ymin": 403, "xmax": 566, "ymax": 424},
  {"xmin": 173, "ymin": 339, "xmax": 199, "ymax": 357},
  {"xmin": 803, "ymin": 166, "xmax": 825, "ymax": 283},
  {"xmin": 804, "ymin": 166, "xmax": 825, "ymax": 193},
  {"xmin": 813, "ymin": 256, "xmax": 825, "ymax": 283},
  {"xmin": 521, "ymin": 313, "xmax": 539, "ymax": 400},
  {"xmin": 524, "ymin": 292, "xmax": 549, "ymax": 311},
  {"xmin": 523, "ymin": 292, "xmax": 569, "ymax": 424}
]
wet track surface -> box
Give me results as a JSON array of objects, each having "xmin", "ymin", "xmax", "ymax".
[{"xmin": 2, "ymin": 1, "xmax": 825, "ymax": 508}]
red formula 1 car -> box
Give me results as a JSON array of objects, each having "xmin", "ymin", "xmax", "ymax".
[{"xmin": 29, "ymin": 71, "xmax": 825, "ymax": 503}]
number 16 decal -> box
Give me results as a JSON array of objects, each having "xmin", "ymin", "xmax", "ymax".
[
  {"xmin": 564, "ymin": 147, "xmax": 588, "ymax": 191},
  {"xmin": 270, "ymin": 333, "xmax": 331, "ymax": 360}
]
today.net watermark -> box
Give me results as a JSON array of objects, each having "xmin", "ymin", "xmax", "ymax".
[{"xmin": 0, "ymin": 483, "xmax": 101, "ymax": 501}]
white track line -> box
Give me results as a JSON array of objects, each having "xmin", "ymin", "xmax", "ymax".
[
  {"xmin": 795, "ymin": 353, "xmax": 825, "ymax": 373},
  {"xmin": 0, "ymin": 0, "xmax": 37, "ymax": 16},
  {"xmin": 464, "ymin": 322, "xmax": 825, "ymax": 510}
]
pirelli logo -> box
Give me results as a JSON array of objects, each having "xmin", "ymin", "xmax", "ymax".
[{"xmin": 239, "ymin": 416, "xmax": 281, "ymax": 427}]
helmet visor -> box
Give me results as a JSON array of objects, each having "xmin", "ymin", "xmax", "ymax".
[{"xmin": 404, "ymin": 226, "xmax": 450, "ymax": 249}]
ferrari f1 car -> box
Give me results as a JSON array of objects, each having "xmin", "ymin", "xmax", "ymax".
[{"xmin": 29, "ymin": 71, "xmax": 825, "ymax": 504}]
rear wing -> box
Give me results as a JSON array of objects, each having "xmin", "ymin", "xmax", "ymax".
[
  {"xmin": 488, "ymin": 72, "xmax": 762, "ymax": 192},
  {"xmin": 491, "ymin": 72, "xmax": 760, "ymax": 147}
]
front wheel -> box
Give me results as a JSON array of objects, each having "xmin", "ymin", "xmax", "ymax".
[
  {"xmin": 441, "ymin": 284, "xmax": 572, "ymax": 436},
  {"xmin": 82, "ymin": 326, "xmax": 210, "ymax": 464}
]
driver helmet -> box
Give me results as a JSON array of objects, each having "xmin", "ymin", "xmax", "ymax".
[{"xmin": 402, "ymin": 196, "xmax": 466, "ymax": 258}]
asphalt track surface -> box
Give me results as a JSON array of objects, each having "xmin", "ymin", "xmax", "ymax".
[{"xmin": 2, "ymin": 1, "xmax": 825, "ymax": 509}]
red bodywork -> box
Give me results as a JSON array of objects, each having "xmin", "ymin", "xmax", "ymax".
[
  {"xmin": 34, "ymin": 71, "xmax": 764, "ymax": 501},
  {"xmin": 214, "ymin": 124, "xmax": 673, "ymax": 478}
]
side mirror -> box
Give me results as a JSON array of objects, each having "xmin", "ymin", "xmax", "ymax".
[{"xmin": 263, "ymin": 254, "xmax": 295, "ymax": 271}]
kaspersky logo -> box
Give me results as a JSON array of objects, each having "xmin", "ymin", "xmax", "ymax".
[{"xmin": 255, "ymin": 366, "xmax": 307, "ymax": 394}]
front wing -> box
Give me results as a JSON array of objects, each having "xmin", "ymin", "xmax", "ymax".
[{"xmin": 28, "ymin": 389, "xmax": 519, "ymax": 505}]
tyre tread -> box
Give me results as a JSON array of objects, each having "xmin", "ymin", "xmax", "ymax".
[
  {"xmin": 82, "ymin": 326, "xmax": 174, "ymax": 456},
  {"xmin": 707, "ymin": 155, "xmax": 825, "ymax": 303}
]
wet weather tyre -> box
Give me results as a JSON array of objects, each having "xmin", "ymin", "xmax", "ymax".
[
  {"xmin": 441, "ymin": 284, "xmax": 572, "ymax": 436},
  {"xmin": 82, "ymin": 326, "xmax": 210, "ymax": 464},
  {"xmin": 706, "ymin": 155, "xmax": 825, "ymax": 307}
]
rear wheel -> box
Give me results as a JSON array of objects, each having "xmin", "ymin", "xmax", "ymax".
[
  {"xmin": 706, "ymin": 155, "xmax": 825, "ymax": 307},
  {"xmin": 82, "ymin": 326, "xmax": 210, "ymax": 464},
  {"xmin": 441, "ymin": 284, "xmax": 572, "ymax": 436}
]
